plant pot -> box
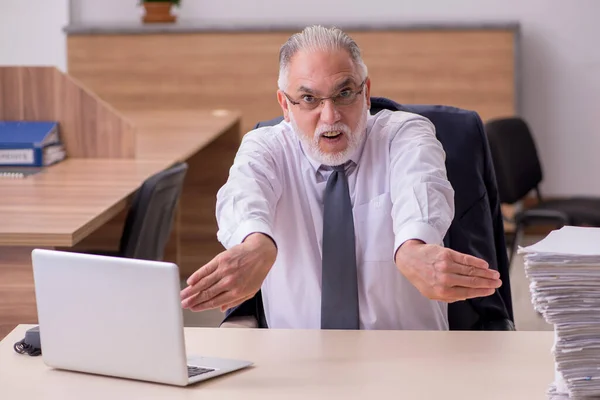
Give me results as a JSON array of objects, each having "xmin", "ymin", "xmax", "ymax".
[{"xmin": 142, "ymin": 2, "xmax": 176, "ymax": 23}]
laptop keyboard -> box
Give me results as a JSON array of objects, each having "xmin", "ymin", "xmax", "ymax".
[{"xmin": 188, "ymin": 365, "xmax": 215, "ymax": 378}]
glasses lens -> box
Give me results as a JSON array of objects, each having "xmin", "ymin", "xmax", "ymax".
[
  {"xmin": 335, "ymin": 93, "xmax": 357, "ymax": 106},
  {"xmin": 295, "ymin": 85, "xmax": 363, "ymax": 110},
  {"xmin": 300, "ymin": 101, "xmax": 321, "ymax": 111}
]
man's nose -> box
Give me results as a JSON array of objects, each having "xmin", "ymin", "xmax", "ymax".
[{"xmin": 319, "ymin": 99, "xmax": 341, "ymax": 125}]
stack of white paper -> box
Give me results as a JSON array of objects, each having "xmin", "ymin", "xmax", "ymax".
[{"xmin": 520, "ymin": 226, "xmax": 600, "ymax": 399}]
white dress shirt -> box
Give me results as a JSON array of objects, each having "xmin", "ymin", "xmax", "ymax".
[{"xmin": 216, "ymin": 109, "xmax": 455, "ymax": 330}]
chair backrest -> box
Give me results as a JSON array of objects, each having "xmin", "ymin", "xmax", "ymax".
[
  {"xmin": 484, "ymin": 117, "xmax": 543, "ymax": 204},
  {"xmin": 119, "ymin": 162, "xmax": 188, "ymax": 260},
  {"xmin": 252, "ymin": 97, "xmax": 514, "ymax": 328}
]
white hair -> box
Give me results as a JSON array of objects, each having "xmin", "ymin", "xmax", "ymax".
[{"xmin": 277, "ymin": 25, "xmax": 368, "ymax": 91}]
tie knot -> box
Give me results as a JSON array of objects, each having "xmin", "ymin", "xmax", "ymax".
[{"xmin": 319, "ymin": 162, "xmax": 353, "ymax": 178}]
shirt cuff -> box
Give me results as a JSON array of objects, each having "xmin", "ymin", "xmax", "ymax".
[
  {"xmin": 220, "ymin": 219, "xmax": 275, "ymax": 249},
  {"xmin": 394, "ymin": 221, "xmax": 444, "ymax": 255}
]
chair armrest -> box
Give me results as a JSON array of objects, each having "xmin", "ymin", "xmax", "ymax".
[
  {"xmin": 220, "ymin": 316, "xmax": 259, "ymax": 328},
  {"xmin": 515, "ymin": 209, "xmax": 571, "ymax": 226}
]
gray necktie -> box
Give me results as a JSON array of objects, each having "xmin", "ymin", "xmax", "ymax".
[{"xmin": 321, "ymin": 164, "xmax": 359, "ymax": 329}]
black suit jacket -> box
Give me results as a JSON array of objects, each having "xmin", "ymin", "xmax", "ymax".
[{"xmin": 222, "ymin": 97, "xmax": 514, "ymax": 330}]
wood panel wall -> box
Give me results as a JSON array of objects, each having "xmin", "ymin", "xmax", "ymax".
[
  {"xmin": 67, "ymin": 29, "xmax": 517, "ymax": 136},
  {"xmin": 0, "ymin": 67, "xmax": 136, "ymax": 158}
]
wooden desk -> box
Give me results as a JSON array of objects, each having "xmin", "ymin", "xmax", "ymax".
[
  {"xmin": 0, "ymin": 325, "xmax": 555, "ymax": 399},
  {"xmin": 0, "ymin": 159, "xmax": 171, "ymax": 247},
  {"xmin": 0, "ymin": 110, "xmax": 241, "ymax": 340},
  {"xmin": 130, "ymin": 109, "xmax": 239, "ymax": 162}
]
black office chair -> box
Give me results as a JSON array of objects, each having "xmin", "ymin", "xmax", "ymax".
[
  {"xmin": 224, "ymin": 97, "xmax": 515, "ymax": 331},
  {"xmin": 485, "ymin": 117, "xmax": 600, "ymax": 264},
  {"xmin": 88, "ymin": 162, "xmax": 188, "ymax": 261}
]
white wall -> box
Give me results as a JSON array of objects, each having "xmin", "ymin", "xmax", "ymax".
[
  {"xmin": 23, "ymin": 1, "xmax": 600, "ymax": 196},
  {"xmin": 0, "ymin": 0, "xmax": 69, "ymax": 71}
]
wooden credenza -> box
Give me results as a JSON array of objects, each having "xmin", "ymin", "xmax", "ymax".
[{"xmin": 65, "ymin": 22, "xmax": 520, "ymax": 136}]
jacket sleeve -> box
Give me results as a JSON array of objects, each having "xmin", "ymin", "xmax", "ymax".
[{"xmin": 447, "ymin": 111, "xmax": 514, "ymax": 330}]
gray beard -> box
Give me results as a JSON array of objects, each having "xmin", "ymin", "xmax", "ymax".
[{"xmin": 289, "ymin": 103, "xmax": 369, "ymax": 167}]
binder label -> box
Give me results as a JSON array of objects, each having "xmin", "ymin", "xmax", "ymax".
[{"xmin": 0, "ymin": 149, "xmax": 34, "ymax": 165}]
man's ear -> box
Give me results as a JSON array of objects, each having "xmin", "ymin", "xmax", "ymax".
[
  {"xmin": 277, "ymin": 90, "xmax": 291, "ymax": 122},
  {"xmin": 364, "ymin": 77, "xmax": 372, "ymax": 110}
]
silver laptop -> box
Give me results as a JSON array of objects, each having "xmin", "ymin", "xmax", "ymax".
[{"xmin": 31, "ymin": 248, "xmax": 253, "ymax": 386}]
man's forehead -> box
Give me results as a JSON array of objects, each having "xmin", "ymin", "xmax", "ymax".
[
  {"xmin": 287, "ymin": 49, "xmax": 360, "ymax": 92},
  {"xmin": 294, "ymin": 77, "xmax": 359, "ymax": 95}
]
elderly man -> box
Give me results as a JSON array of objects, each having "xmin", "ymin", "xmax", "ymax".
[{"xmin": 180, "ymin": 25, "xmax": 502, "ymax": 330}]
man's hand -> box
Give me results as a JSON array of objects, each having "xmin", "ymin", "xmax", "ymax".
[
  {"xmin": 180, "ymin": 233, "xmax": 277, "ymax": 312},
  {"xmin": 395, "ymin": 239, "xmax": 502, "ymax": 303}
]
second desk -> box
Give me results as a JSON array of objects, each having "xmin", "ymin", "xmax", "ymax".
[{"xmin": 0, "ymin": 109, "xmax": 241, "ymax": 339}]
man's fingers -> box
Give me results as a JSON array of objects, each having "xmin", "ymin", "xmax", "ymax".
[
  {"xmin": 186, "ymin": 257, "xmax": 219, "ymax": 286},
  {"xmin": 437, "ymin": 260, "xmax": 499, "ymax": 281},
  {"xmin": 448, "ymin": 274, "xmax": 502, "ymax": 290},
  {"xmin": 448, "ymin": 250, "xmax": 489, "ymax": 270},
  {"xmin": 457, "ymin": 263, "xmax": 499, "ymax": 280},
  {"xmin": 180, "ymin": 270, "xmax": 221, "ymax": 302},
  {"xmin": 182, "ymin": 278, "xmax": 228, "ymax": 309},
  {"xmin": 180, "ymin": 259, "xmax": 220, "ymax": 300},
  {"xmin": 180, "ymin": 292, "xmax": 200, "ymax": 310},
  {"xmin": 190, "ymin": 291, "xmax": 239, "ymax": 312}
]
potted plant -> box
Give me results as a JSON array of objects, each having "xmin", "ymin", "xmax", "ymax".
[{"xmin": 140, "ymin": 0, "xmax": 181, "ymax": 23}]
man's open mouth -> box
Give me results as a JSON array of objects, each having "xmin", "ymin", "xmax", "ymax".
[{"xmin": 321, "ymin": 131, "xmax": 343, "ymax": 139}]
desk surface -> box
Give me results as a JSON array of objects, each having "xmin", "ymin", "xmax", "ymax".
[
  {"xmin": 0, "ymin": 325, "xmax": 555, "ymax": 400},
  {"xmin": 0, "ymin": 109, "xmax": 240, "ymax": 247},
  {"xmin": 129, "ymin": 108, "xmax": 240, "ymax": 162}
]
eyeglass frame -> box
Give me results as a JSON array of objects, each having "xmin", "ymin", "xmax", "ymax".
[{"xmin": 282, "ymin": 78, "xmax": 368, "ymax": 111}]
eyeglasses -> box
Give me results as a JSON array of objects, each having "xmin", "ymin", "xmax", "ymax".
[{"xmin": 283, "ymin": 79, "xmax": 367, "ymax": 111}]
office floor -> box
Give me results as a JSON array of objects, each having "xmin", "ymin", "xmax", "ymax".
[
  {"xmin": 182, "ymin": 235, "xmax": 554, "ymax": 332},
  {"xmin": 508, "ymin": 236, "xmax": 553, "ymax": 331}
]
